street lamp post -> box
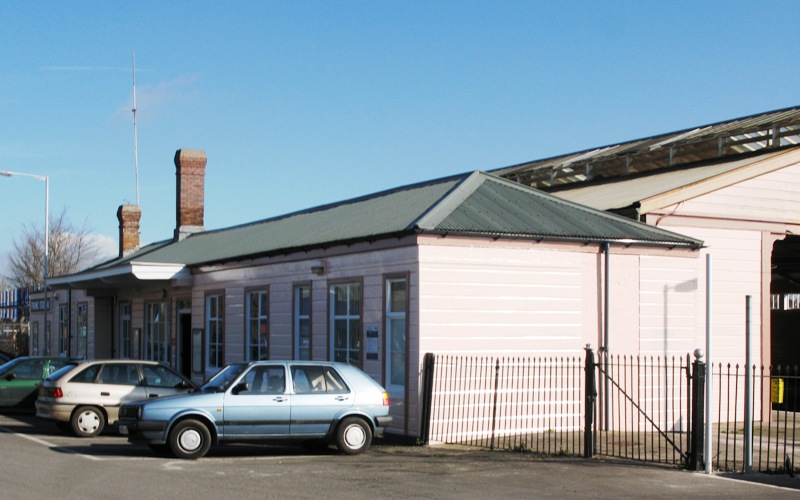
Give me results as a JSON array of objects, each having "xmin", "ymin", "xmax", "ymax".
[{"xmin": 1, "ymin": 170, "xmax": 50, "ymax": 355}]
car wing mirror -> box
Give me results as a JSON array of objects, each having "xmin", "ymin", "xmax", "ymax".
[
  {"xmin": 231, "ymin": 382, "xmax": 248, "ymax": 395},
  {"xmin": 5, "ymin": 373, "xmax": 16, "ymax": 381}
]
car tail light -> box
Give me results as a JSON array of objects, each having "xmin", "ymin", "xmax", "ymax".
[
  {"xmin": 45, "ymin": 387, "xmax": 63, "ymax": 398},
  {"xmin": 382, "ymin": 391, "xmax": 390, "ymax": 406}
]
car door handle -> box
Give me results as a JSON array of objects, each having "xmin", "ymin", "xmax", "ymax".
[
  {"xmin": 273, "ymin": 397, "xmax": 287, "ymax": 402},
  {"xmin": 149, "ymin": 394, "xmax": 159, "ymax": 398},
  {"xmin": 101, "ymin": 392, "xmax": 110, "ymax": 396},
  {"xmin": 335, "ymin": 396, "xmax": 349, "ymax": 401}
]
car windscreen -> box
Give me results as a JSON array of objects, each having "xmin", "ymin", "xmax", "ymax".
[{"xmin": 199, "ymin": 363, "xmax": 248, "ymax": 392}]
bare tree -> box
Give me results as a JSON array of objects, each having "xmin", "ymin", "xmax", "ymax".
[{"xmin": 6, "ymin": 208, "xmax": 102, "ymax": 288}]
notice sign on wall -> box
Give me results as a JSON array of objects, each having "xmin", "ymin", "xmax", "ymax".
[{"xmin": 366, "ymin": 324, "xmax": 379, "ymax": 360}]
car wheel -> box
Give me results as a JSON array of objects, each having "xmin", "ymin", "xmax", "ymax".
[
  {"xmin": 169, "ymin": 419, "xmax": 211, "ymax": 459},
  {"xmin": 335, "ymin": 417, "xmax": 372, "ymax": 455},
  {"xmin": 71, "ymin": 406, "xmax": 105, "ymax": 438}
]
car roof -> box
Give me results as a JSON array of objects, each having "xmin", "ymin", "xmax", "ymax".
[{"xmin": 70, "ymin": 359, "xmax": 165, "ymax": 366}]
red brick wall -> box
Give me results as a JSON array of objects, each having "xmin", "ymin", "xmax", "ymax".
[
  {"xmin": 174, "ymin": 149, "xmax": 206, "ymax": 239},
  {"xmin": 116, "ymin": 204, "xmax": 141, "ymax": 256}
]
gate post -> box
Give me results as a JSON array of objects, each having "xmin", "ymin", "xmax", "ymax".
[
  {"xmin": 419, "ymin": 353, "xmax": 436, "ymax": 445},
  {"xmin": 689, "ymin": 349, "xmax": 706, "ymax": 470},
  {"xmin": 584, "ymin": 344, "xmax": 597, "ymax": 458}
]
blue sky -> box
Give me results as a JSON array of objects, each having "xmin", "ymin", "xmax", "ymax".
[{"xmin": 1, "ymin": 1, "xmax": 798, "ymax": 279}]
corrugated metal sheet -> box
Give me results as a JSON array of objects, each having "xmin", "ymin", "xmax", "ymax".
[
  {"xmin": 66, "ymin": 171, "xmax": 702, "ymax": 284},
  {"xmin": 431, "ymin": 174, "xmax": 702, "ymax": 246},
  {"xmin": 493, "ymin": 105, "xmax": 800, "ymax": 189}
]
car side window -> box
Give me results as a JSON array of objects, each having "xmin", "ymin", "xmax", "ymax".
[
  {"xmin": 290, "ymin": 365, "xmax": 349, "ymax": 394},
  {"xmin": 323, "ymin": 367, "xmax": 348, "ymax": 393},
  {"xmin": 14, "ymin": 360, "xmax": 44, "ymax": 380},
  {"xmin": 70, "ymin": 365, "xmax": 101, "ymax": 383},
  {"xmin": 97, "ymin": 364, "xmax": 141, "ymax": 385},
  {"xmin": 142, "ymin": 365, "xmax": 186, "ymax": 388},
  {"xmin": 237, "ymin": 366, "xmax": 285, "ymax": 395}
]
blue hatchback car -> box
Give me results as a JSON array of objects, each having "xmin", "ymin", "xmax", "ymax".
[{"xmin": 118, "ymin": 361, "xmax": 392, "ymax": 459}]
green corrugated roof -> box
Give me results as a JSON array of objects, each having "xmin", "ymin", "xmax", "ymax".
[{"xmin": 61, "ymin": 171, "xmax": 702, "ymax": 282}]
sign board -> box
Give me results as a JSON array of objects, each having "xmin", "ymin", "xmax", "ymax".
[{"xmin": 366, "ymin": 324, "xmax": 379, "ymax": 360}]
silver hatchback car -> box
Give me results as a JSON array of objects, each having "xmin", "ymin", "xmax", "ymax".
[
  {"xmin": 36, "ymin": 360, "xmax": 196, "ymax": 437},
  {"xmin": 117, "ymin": 361, "xmax": 392, "ymax": 459}
]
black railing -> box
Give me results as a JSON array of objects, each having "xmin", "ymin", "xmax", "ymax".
[
  {"xmin": 712, "ymin": 363, "xmax": 799, "ymax": 474},
  {"xmin": 421, "ymin": 350, "xmax": 800, "ymax": 475},
  {"xmin": 421, "ymin": 353, "xmax": 584, "ymax": 455}
]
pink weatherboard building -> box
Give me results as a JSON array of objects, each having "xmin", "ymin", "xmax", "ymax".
[{"xmin": 40, "ymin": 106, "xmax": 800, "ymax": 439}]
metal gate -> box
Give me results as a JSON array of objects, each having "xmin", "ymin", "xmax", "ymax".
[
  {"xmin": 420, "ymin": 347, "xmax": 704, "ymax": 467},
  {"xmin": 586, "ymin": 348, "xmax": 702, "ymax": 468}
]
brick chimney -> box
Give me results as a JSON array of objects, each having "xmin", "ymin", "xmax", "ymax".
[
  {"xmin": 174, "ymin": 149, "xmax": 207, "ymax": 241},
  {"xmin": 117, "ymin": 204, "xmax": 141, "ymax": 257}
]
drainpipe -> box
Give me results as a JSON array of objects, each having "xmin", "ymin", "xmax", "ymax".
[{"xmin": 603, "ymin": 241, "xmax": 611, "ymax": 431}]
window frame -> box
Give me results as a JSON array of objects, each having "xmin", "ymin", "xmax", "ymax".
[
  {"xmin": 58, "ymin": 303, "xmax": 69, "ymax": 356},
  {"xmin": 384, "ymin": 275, "xmax": 408, "ymax": 395},
  {"xmin": 328, "ymin": 280, "xmax": 363, "ymax": 367},
  {"xmin": 76, "ymin": 302, "xmax": 88, "ymax": 359},
  {"xmin": 143, "ymin": 301, "xmax": 169, "ymax": 363},
  {"xmin": 205, "ymin": 292, "xmax": 225, "ymax": 372},
  {"xmin": 245, "ymin": 288, "xmax": 270, "ymax": 361},
  {"xmin": 118, "ymin": 301, "xmax": 132, "ymax": 358},
  {"xmin": 293, "ymin": 283, "xmax": 312, "ymax": 360}
]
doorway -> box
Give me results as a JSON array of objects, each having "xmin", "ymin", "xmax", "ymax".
[{"xmin": 178, "ymin": 312, "xmax": 192, "ymax": 378}]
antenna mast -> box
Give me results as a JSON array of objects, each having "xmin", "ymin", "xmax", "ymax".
[{"xmin": 132, "ymin": 50, "xmax": 141, "ymax": 206}]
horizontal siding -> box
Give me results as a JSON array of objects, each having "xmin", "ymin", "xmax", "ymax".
[
  {"xmin": 653, "ymin": 226, "xmax": 762, "ymax": 365},
  {"xmin": 677, "ymin": 162, "xmax": 800, "ymax": 224},
  {"xmin": 418, "ymin": 245, "xmax": 592, "ymax": 356},
  {"xmin": 639, "ymin": 255, "xmax": 700, "ymax": 357}
]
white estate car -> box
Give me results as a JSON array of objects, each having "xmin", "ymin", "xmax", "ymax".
[{"xmin": 36, "ymin": 360, "xmax": 197, "ymax": 437}]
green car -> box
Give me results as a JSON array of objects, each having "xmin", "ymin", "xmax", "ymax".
[{"xmin": 0, "ymin": 356, "xmax": 76, "ymax": 410}]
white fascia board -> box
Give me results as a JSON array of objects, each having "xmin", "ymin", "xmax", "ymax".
[
  {"xmin": 129, "ymin": 262, "xmax": 188, "ymax": 280},
  {"xmin": 48, "ymin": 262, "xmax": 188, "ymax": 286}
]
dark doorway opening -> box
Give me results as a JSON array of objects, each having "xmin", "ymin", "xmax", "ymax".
[
  {"xmin": 771, "ymin": 235, "xmax": 800, "ymax": 367},
  {"xmin": 179, "ymin": 312, "xmax": 192, "ymax": 378}
]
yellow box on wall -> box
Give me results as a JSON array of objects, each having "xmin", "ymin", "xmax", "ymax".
[{"xmin": 771, "ymin": 378, "xmax": 784, "ymax": 404}]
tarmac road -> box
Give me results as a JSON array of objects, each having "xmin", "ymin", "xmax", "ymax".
[{"xmin": 1, "ymin": 412, "xmax": 797, "ymax": 499}]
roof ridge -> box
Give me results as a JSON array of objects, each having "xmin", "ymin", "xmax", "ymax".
[{"xmin": 411, "ymin": 171, "xmax": 484, "ymax": 230}]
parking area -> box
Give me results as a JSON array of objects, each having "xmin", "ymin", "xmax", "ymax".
[{"xmin": 1, "ymin": 412, "xmax": 798, "ymax": 499}]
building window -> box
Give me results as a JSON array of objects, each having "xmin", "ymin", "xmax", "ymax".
[
  {"xmin": 119, "ymin": 302, "xmax": 131, "ymax": 358},
  {"xmin": 294, "ymin": 285, "xmax": 311, "ymax": 360},
  {"xmin": 31, "ymin": 322, "xmax": 39, "ymax": 355},
  {"xmin": 771, "ymin": 294, "xmax": 782, "ymax": 310},
  {"xmin": 206, "ymin": 294, "xmax": 225, "ymax": 370},
  {"xmin": 77, "ymin": 303, "xmax": 88, "ymax": 358},
  {"xmin": 58, "ymin": 304, "xmax": 69, "ymax": 355},
  {"xmin": 785, "ymin": 293, "xmax": 800, "ymax": 311},
  {"xmin": 144, "ymin": 302, "xmax": 168, "ymax": 362},
  {"xmin": 330, "ymin": 282, "xmax": 361, "ymax": 365},
  {"xmin": 246, "ymin": 289, "xmax": 269, "ymax": 361},
  {"xmin": 385, "ymin": 278, "xmax": 407, "ymax": 392}
]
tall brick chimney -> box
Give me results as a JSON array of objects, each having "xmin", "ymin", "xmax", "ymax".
[
  {"xmin": 117, "ymin": 204, "xmax": 141, "ymax": 257},
  {"xmin": 174, "ymin": 149, "xmax": 207, "ymax": 241}
]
